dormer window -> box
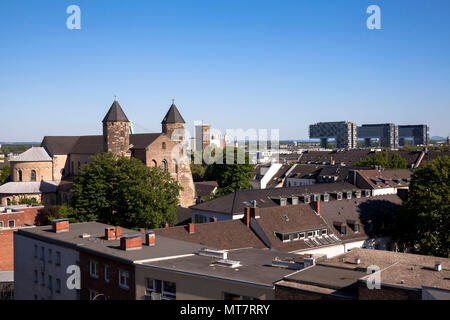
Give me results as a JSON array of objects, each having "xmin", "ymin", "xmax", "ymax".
[{"xmin": 280, "ymin": 198, "xmax": 287, "ymax": 206}]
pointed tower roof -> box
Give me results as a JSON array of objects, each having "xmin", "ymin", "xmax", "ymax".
[
  {"xmin": 102, "ymin": 99, "xmax": 129, "ymax": 123},
  {"xmin": 161, "ymin": 99, "xmax": 185, "ymax": 124}
]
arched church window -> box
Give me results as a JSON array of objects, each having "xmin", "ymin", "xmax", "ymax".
[
  {"xmin": 18, "ymin": 170, "xmax": 23, "ymax": 182},
  {"xmin": 30, "ymin": 170, "xmax": 36, "ymax": 182},
  {"xmin": 162, "ymin": 142, "xmax": 166, "ymax": 150},
  {"xmin": 152, "ymin": 160, "xmax": 157, "ymax": 167},
  {"xmin": 161, "ymin": 160, "xmax": 168, "ymax": 171}
]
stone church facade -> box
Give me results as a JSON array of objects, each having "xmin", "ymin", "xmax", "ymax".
[{"xmin": 0, "ymin": 100, "xmax": 195, "ymax": 207}]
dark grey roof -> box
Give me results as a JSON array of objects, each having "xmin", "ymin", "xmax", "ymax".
[
  {"xmin": 141, "ymin": 248, "xmax": 304, "ymax": 287},
  {"xmin": 17, "ymin": 222, "xmax": 205, "ymax": 264},
  {"xmin": 130, "ymin": 133, "xmax": 162, "ymax": 149},
  {"xmin": 191, "ymin": 182, "xmax": 359, "ymax": 215},
  {"xmin": 70, "ymin": 136, "xmax": 103, "ymax": 155},
  {"xmin": 41, "ymin": 136, "xmax": 80, "ymax": 156},
  {"xmin": 161, "ymin": 103, "xmax": 185, "ymax": 124},
  {"xmin": 102, "ymin": 100, "xmax": 129, "ymax": 123}
]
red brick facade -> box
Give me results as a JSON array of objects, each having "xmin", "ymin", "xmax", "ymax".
[
  {"xmin": 0, "ymin": 230, "xmax": 13, "ymax": 271},
  {"xmin": 358, "ymin": 283, "xmax": 421, "ymax": 300},
  {"xmin": 79, "ymin": 250, "xmax": 135, "ymax": 300}
]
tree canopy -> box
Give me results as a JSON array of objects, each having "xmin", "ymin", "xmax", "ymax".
[
  {"xmin": 204, "ymin": 147, "xmax": 255, "ymax": 197},
  {"xmin": 394, "ymin": 156, "xmax": 449, "ymax": 257},
  {"xmin": 355, "ymin": 152, "xmax": 407, "ymax": 169},
  {"xmin": 0, "ymin": 165, "xmax": 10, "ymax": 184},
  {"xmin": 71, "ymin": 153, "xmax": 182, "ymax": 229}
]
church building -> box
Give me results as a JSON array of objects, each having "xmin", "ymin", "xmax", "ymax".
[{"xmin": 0, "ymin": 100, "xmax": 195, "ymax": 208}]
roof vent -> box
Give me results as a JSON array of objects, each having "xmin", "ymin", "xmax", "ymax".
[
  {"xmin": 79, "ymin": 233, "xmax": 91, "ymax": 238},
  {"xmin": 435, "ymin": 263, "xmax": 442, "ymax": 272},
  {"xmin": 198, "ymin": 248, "xmax": 228, "ymax": 260},
  {"xmin": 214, "ymin": 259, "xmax": 241, "ymax": 268},
  {"xmin": 354, "ymin": 258, "xmax": 361, "ymax": 265},
  {"xmin": 271, "ymin": 257, "xmax": 303, "ymax": 270}
]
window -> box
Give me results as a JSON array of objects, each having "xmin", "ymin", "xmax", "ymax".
[
  {"xmin": 119, "ymin": 270, "xmax": 129, "ymax": 289},
  {"xmin": 56, "ymin": 278, "xmax": 61, "ymax": 293},
  {"xmin": 8, "ymin": 220, "xmax": 15, "ymax": 228},
  {"xmin": 34, "ymin": 245, "xmax": 38, "ymax": 258},
  {"xmin": 30, "ymin": 170, "xmax": 36, "ymax": 182},
  {"xmin": 104, "ymin": 265, "xmax": 110, "ymax": 283},
  {"xmin": 162, "ymin": 142, "xmax": 166, "ymax": 150},
  {"xmin": 282, "ymin": 234, "xmax": 290, "ymax": 242},
  {"xmin": 89, "ymin": 260, "xmax": 99, "ymax": 278},
  {"xmin": 55, "ymin": 251, "xmax": 61, "ymax": 266},
  {"xmin": 291, "ymin": 233, "xmax": 299, "ymax": 241},
  {"xmin": 34, "ymin": 270, "xmax": 38, "ymax": 283},
  {"xmin": 48, "ymin": 275, "xmax": 52, "ymax": 290},
  {"xmin": 145, "ymin": 278, "xmax": 176, "ymax": 300},
  {"xmin": 19, "ymin": 170, "xmax": 22, "ymax": 181},
  {"xmin": 48, "ymin": 249, "xmax": 52, "ymax": 263},
  {"xmin": 40, "ymin": 246, "xmax": 45, "ymax": 261},
  {"xmin": 41, "ymin": 272, "xmax": 45, "ymax": 286},
  {"xmin": 299, "ymin": 232, "xmax": 305, "ymax": 239},
  {"xmin": 161, "ymin": 160, "xmax": 167, "ymax": 171},
  {"xmin": 307, "ymin": 231, "xmax": 314, "ymax": 238},
  {"xmin": 0, "ymin": 222, "xmax": 3, "ymax": 229},
  {"xmin": 223, "ymin": 292, "xmax": 257, "ymax": 300},
  {"xmin": 354, "ymin": 224, "xmax": 360, "ymax": 233},
  {"xmin": 321, "ymin": 229, "xmax": 328, "ymax": 236}
]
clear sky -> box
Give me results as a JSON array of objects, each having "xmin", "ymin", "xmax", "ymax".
[{"xmin": 0, "ymin": 0, "xmax": 449, "ymax": 142}]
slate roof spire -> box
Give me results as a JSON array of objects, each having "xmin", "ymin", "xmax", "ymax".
[
  {"xmin": 161, "ymin": 99, "xmax": 185, "ymax": 124},
  {"xmin": 102, "ymin": 98, "xmax": 129, "ymax": 123}
]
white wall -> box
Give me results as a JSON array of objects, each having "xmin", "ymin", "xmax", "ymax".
[
  {"xmin": 191, "ymin": 209, "xmax": 243, "ymax": 223},
  {"xmin": 372, "ymin": 188, "xmax": 396, "ymax": 196},
  {"xmin": 14, "ymin": 233, "xmax": 79, "ymax": 300}
]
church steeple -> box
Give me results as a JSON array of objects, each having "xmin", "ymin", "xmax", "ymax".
[
  {"xmin": 102, "ymin": 98, "xmax": 131, "ymax": 155},
  {"xmin": 162, "ymin": 99, "xmax": 186, "ymax": 141}
]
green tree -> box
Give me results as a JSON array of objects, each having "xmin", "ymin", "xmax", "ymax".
[
  {"xmin": 355, "ymin": 152, "xmax": 390, "ymax": 168},
  {"xmin": 387, "ymin": 153, "xmax": 407, "ymax": 169},
  {"xmin": 0, "ymin": 165, "xmax": 10, "ymax": 184},
  {"xmin": 35, "ymin": 205, "xmax": 73, "ymax": 225},
  {"xmin": 204, "ymin": 147, "xmax": 255, "ymax": 197},
  {"xmin": 71, "ymin": 153, "xmax": 182, "ymax": 229},
  {"xmin": 394, "ymin": 156, "xmax": 450, "ymax": 257}
]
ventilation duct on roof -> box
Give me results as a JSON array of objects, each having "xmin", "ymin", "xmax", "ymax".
[{"xmin": 198, "ymin": 248, "xmax": 228, "ymax": 260}]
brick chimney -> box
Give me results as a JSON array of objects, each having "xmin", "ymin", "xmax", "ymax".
[
  {"xmin": 164, "ymin": 222, "xmax": 169, "ymax": 228},
  {"xmin": 244, "ymin": 207, "xmax": 250, "ymax": 227},
  {"xmin": 105, "ymin": 226, "xmax": 123, "ymax": 240},
  {"xmin": 188, "ymin": 223, "xmax": 195, "ymax": 234},
  {"xmin": 250, "ymin": 206, "xmax": 260, "ymax": 219},
  {"xmin": 145, "ymin": 231, "xmax": 155, "ymax": 246},
  {"xmin": 52, "ymin": 219, "xmax": 69, "ymax": 233},
  {"xmin": 120, "ymin": 234, "xmax": 142, "ymax": 251},
  {"xmin": 312, "ymin": 201, "xmax": 320, "ymax": 215}
]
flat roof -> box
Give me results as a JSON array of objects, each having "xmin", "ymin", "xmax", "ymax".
[
  {"xmin": 17, "ymin": 222, "xmax": 206, "ymax": 264},
  {"xmin": 139, "ymin": 248, "xmax": 304, "ymax": 287}
]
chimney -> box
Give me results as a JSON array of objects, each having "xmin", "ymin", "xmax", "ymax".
[
  {"xmin": 244, "ymin": 207, "xmax": 250, "ymax": 227},
  {"xmin": 52, "ymin": 219, "xmax": 69, "ymax": 233},
  {"xmin": 115, "ymin": 226, "xmax": 123, "ymax": 238},
  {"xmin": 311, "ymin": 201, "xmax": 320, "ymax": 215},
  {"xmin": 164, "ymin": 222, "xmax": 169, "ymax": 228},
  {"xmin": 435, "ymin": 263, "xmax": 442, "ymax": 272},
  {"xmin": 105, "ymin": 227, "xmax": 116, "ymax": 240},
  {"xmin": 354, "ymin": 258, "xmax": 361, "ymax": 265},
  {"xmin": 139, "ymin": 228, "xmax": 146, "ymax": 233},
  {"xmin": 145, "ymin": 231, "xmax": 155, "ymax": 246},
  {"xmin": 120, "ymin": 234, "xmax": 142, "ymax": 251},
  {"xmin": 188, "ymin": 223, "xmax": 195, "ymax": 234},
  {"xmin": 250, "ymin": 206, "xmax": 260, "ymax": 219}
]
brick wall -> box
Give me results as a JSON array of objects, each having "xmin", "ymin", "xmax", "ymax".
[
  {"xmin": 358, "ymin": 283, "xmax": 421, "ymax": 300},
  {"xmin": 79, "ymin": 250, "xmax": 135, "ymax": 300},
  {"xmin": 0, "ymin": 230, "xmax": 14, "ymax": 271}
]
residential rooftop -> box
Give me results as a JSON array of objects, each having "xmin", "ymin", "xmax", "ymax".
[
  {"xmin": 139, "ymin": 248, "xmax": 306, "ymax": 288},
  {"xmin": 17, "ymin": 222, "xmax": 206, "ymax": 264}
]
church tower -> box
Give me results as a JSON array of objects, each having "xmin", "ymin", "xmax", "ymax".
[
  {"xmin": 102, "ymin": 98, "xmax": 131, "ymax": 156},
  {"xmin": 161, "ymin": 99, "xmax": 186, "ymax": 142}
]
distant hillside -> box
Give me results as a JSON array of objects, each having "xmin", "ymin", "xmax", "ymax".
[
  {"xmin": 431, "ymin": 136, "xmax": 447, "ymax": 141},
  {"xmin": 0, "ymin": 144, "xmax": 40, "ymax": 155}
]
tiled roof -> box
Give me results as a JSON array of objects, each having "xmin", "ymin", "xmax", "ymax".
[
  {"xmin": 253, "ymin": 204, "xmax": 331, "ymax": 252},
  {"xmin": 319, "ymin": 194, "xmax": 403, "ymax": 241},
  {"xmin": 9, "ymin": 147, "xmax": 52, "ymax": 162},
  {"xmin": 153, "ymin": 219, "xmax": 266, "ymax": 250},
  {"xmin": 358, "ymin": 169, "xmax": 411, "ymax": 189},
  {"xmin": 195, "ymin": 181, "xmax": 218, "ymax": 198},
  {"xmin": 41, "ymin": 136, "xmax": 80, "ymax": 156},
  {"xmin": 191, "ymin": 182, "xmax": 359, "ymax": 215}
]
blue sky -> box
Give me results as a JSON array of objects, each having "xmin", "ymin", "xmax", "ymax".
[{"xmin": 0, "ymin": 0, "xmax": 449, "ymax": 142}]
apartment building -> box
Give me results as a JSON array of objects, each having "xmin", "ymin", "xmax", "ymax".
[{"xmin": 275, "ymin": 248, "xmax": 450, "ymax": 300}]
